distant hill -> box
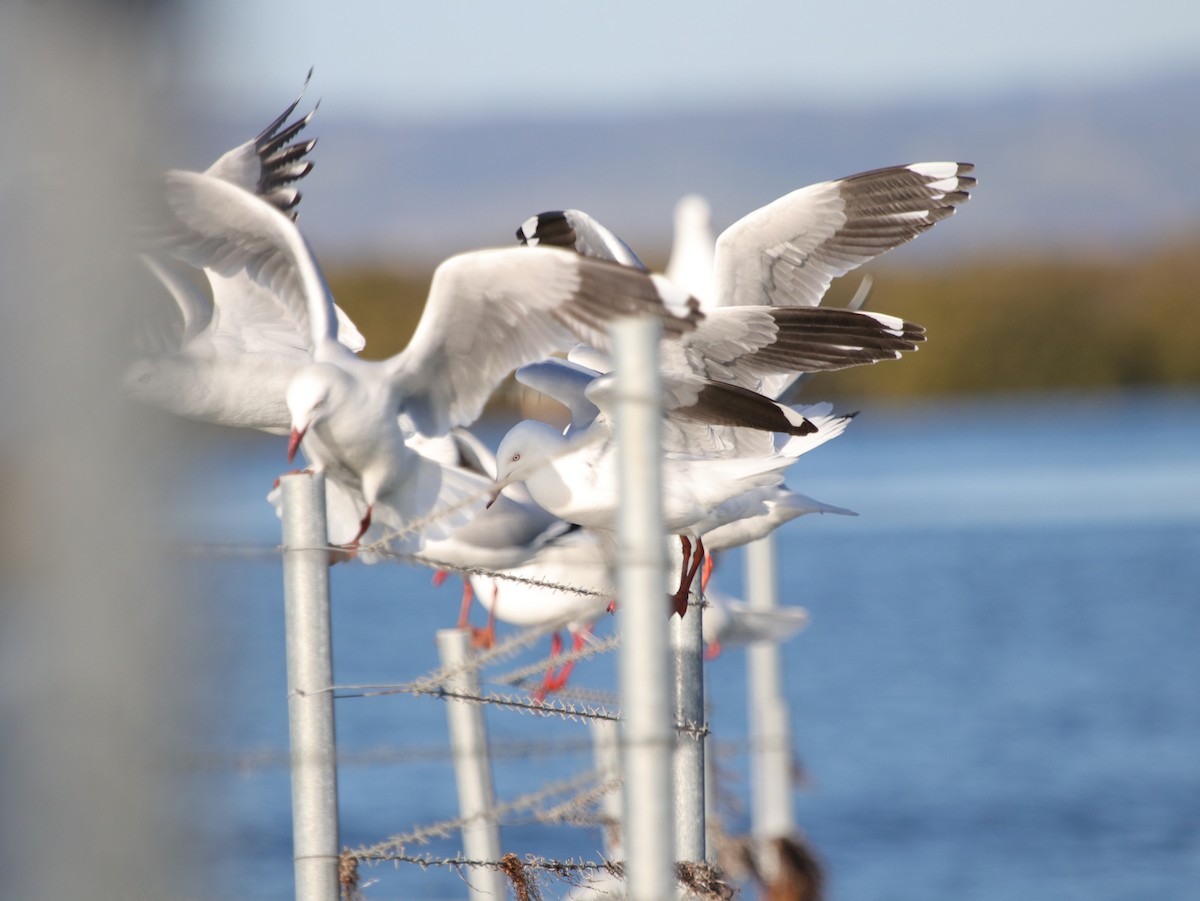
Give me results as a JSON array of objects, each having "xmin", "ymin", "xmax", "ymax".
[{"xmin": 187, "ymin": 67, "xmax": 1200, "ymax": 267}]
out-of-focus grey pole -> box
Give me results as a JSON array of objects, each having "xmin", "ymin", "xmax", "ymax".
[
  {"xmin": 613, "ymin": 316, "xmax": 676, "ymax": 901},
  {"xmin": 3, "ymin": 6, "xmax": 204, "ymax": 899},
  {"xmin": 436, "ymin": 628, "xmax": 506, "ymax": 901},
  {"xmin": 745, "ymin": 535, "xmax": 796, "ymax": 858},
  {"xmin": 671, "ymin": 604, "xmax": 706, "ymax": 863},
  {"xmin": 281, "ymin": 473, "xmax": 341, "ymax": 901},
  {"xmin": 591, "ymin": 719, "xmax": 624, "ymax": 860}
]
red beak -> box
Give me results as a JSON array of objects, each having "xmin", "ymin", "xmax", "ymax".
[
  {"xmin": 287, "ymin": 425, "xmax": 307, "ymax": 463},
  {"xmin": 485, "ymin": 486, "xmax": 503, "ymax": 509}
]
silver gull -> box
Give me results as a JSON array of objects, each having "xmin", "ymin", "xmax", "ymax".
[{"xmin": 126, "ymin": 74, "xmax": 365, "ymax": 434}]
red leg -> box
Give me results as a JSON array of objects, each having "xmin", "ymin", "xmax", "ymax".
[
  {"xmin": 327, "ymin": 504, "xmax": 373, "ymax": 565},
  {"xmin": 470, "ymin": 586, "xmax": 498, "ymax": 650},
  {"xmin": 349, "ymin": 505, "xmax": 372, "ymax": 546},
  {"xmin": 701, "ymin": 551, "xmax": 715, "ymax": 592},
  {"xmin": 550, "ymin": 629, "xmax": 590, "ymax": 689},
  {"xmin": 677, "ymin": 536, "xmax": 692, "ymax": 591},
  {"xmin": 534, "ymin": 631, "xmax": 566, "ymax": 702},
  {"xmin": 670, "ymin": 535, "xmax": 708, "ymax": 618},
  {"xmin": 681, "ymin": 536, "xmax": 705, "ymax": 598},
  {"xmin": 453, "ymin": 578, "xmax": 475, "ymax": 630},
  {"xmin": 537, "ymin": 628, "xmax": 592, "ymax": 700},
  {"xmin": 669, "ymin": 535, "xmax": 694, "ymax": 617}
]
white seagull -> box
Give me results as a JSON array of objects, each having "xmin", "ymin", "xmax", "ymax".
[
  {"xmin": 126, "ymin": 74, "xmax": 366, "ymax": 434},
  {"xmin": 492, "ymin": 382, "xmax": 851, "ymax": 615},
  {"xmin": 151, "ymin": 150, "xmax": 714, "ymax": 549},
  {"xmin": 466, "ymin": 526, "xmax": 614, "ymax": 699}
]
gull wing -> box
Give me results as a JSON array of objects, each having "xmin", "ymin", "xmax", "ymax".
[
  {"xmin": 387, "ymin": 245, "xmax": 700, "ymax": 435},
  {"xmin": 203, "ymin": 69, "xmax": 318, "ymax": 219},
  {"xmin": 516, "ymin": 209, "xmax": 647, "ymax": 271},
  {"xmin": 153, "ymin": 169, "xmax": 351, "ymax": 360},
  {"xmin": 711, "ymin": 161, "xmax": 974, "ymax": 309},
  {"xmin": 516, "ymin": 357, "xmax": 603, "ymax": 433}
]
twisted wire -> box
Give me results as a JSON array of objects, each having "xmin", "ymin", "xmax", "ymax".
[{"xmin": 346, "ymin": 768, "xmax": 616, "ymax": 858}]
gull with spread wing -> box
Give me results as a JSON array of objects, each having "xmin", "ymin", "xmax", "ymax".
[
  {"xmin": 148, "ymin": 148, "xmax": 717, "ymax": 550},
  {"xmin": 125, "ymin": 73, "xmax": 365, "ymax": 434},
  {"xmin": 519, "ymin": 161, "xmax": 974, "ymax": 316}
]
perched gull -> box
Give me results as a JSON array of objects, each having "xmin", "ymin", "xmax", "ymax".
[
  {"xmin": 517, "ymin": 355, "xmax": 857, "ymax": 521},
  {"xmin": 509, "ymin": 353, "xmax": 857, "ymax": 604},
  {"xmin": 492, "ymin": 386, "xmax": 851, "ymax": 615},
  {"xmin": 466, "ymin": 527, "xmax": 614, "ymax": 699},
  {"xmin": 125, "ymin": 74, "xmax": 365, "ymax": 434}
]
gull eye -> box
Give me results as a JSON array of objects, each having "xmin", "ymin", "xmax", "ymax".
[
  {"xmin": 511, "ymin": 452, "xmax": 521, "ymax": 463},
  {"xmin": 138, "ymin": 372, "xmax": 152, "ymax": 384}
]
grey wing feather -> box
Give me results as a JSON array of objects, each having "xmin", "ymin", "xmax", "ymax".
[{"xmin": 516, "ymin": 358, "xmax": 603, "ymax": 433}]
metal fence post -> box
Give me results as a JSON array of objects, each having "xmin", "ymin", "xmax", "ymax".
[
  {"xmin": 591, "ymin": 719, "xmax": 625, "ymax": 860},
  {"xmin": 436, "ymin": 628, "xmax": 507, "ymax": 901},
  {"xmin": 280, "ymin": 472, "xmax": 341, "ymax": 901},
  {"xmin": 672, "ymin": 603, "xmax": 706, "ymax": 863},
  {"xmin": 745, "ymin": 534, "xmax": 796, "ymax": 863},
  {"xmin": 613, "ymin": 316, "xmax": 676, "ymax": 901}
]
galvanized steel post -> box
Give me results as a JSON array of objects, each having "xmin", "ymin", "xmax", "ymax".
[
  {"xmin": 613, "ymin": 316, "xmax": 676, "ymax": 901},
  {"xmin": 671, "ymin": 602, "xmax": 706, "ymax": 863},
  {"xmin": 280, "ymin": 472, "xmax": 341, "ymax": 901},
  {"xmin": 436, "ymin": 628, "xmax": 507, "ymax": 901},
  {"xmin": 745, "ymin": 534, "xmax": 797, "ymax": 856},
  {"xmin": 591, "ymin": 719, "xmax": 624, "ymax": 860}
]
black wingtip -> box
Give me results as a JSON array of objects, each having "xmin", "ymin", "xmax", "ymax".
[{"xmin": 517, "ymin": 211, "xmax": 572, "ymax": 249}]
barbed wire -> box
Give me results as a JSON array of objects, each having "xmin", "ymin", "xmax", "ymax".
[
  {"xmin": 342, "ymin": 850, "xmax": 735, "ymax": 901},
  {"xmin": 346, "ymin": 767, "xmax": 618, "ymax": 860},
  {"xmin": 490, "ymin": 634, "xmax": 621, "ymax": 685},
  {"xmin": 175, "ymin": 732, "xmax": 767, "ymax": 775},
  {"xmin": 524, "ymin": 682, "xmax": 623, "ymax": 709},
  {"xmin": 173, "ymin": 735, "xmax": 603, "ymax": 773},
  {"xmin": 333, "ymin": 680, "xmax": 622, "ymax": 724}
]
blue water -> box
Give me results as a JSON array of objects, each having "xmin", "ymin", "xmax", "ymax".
[{"xmin": 170, "ymin": 390, "xmax": 1200, "ymax": 901}]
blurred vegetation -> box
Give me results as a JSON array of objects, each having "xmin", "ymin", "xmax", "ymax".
[{"xmin": 327, "ymin": 237, "xmax": 1200, "ymax": 407}]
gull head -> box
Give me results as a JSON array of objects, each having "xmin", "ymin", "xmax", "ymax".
[
  {"xmin": 286, "ymin": 363, "xmax": 340, "ymax": 463},
  {"xmin": 489, "ymin": 419, "xmax": 567, "ymax": 506}
]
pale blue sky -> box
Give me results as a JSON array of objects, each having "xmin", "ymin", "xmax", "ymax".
[{"xmin": 178, "ymin": 0, "xmax": 1200, "ymax": 119}]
